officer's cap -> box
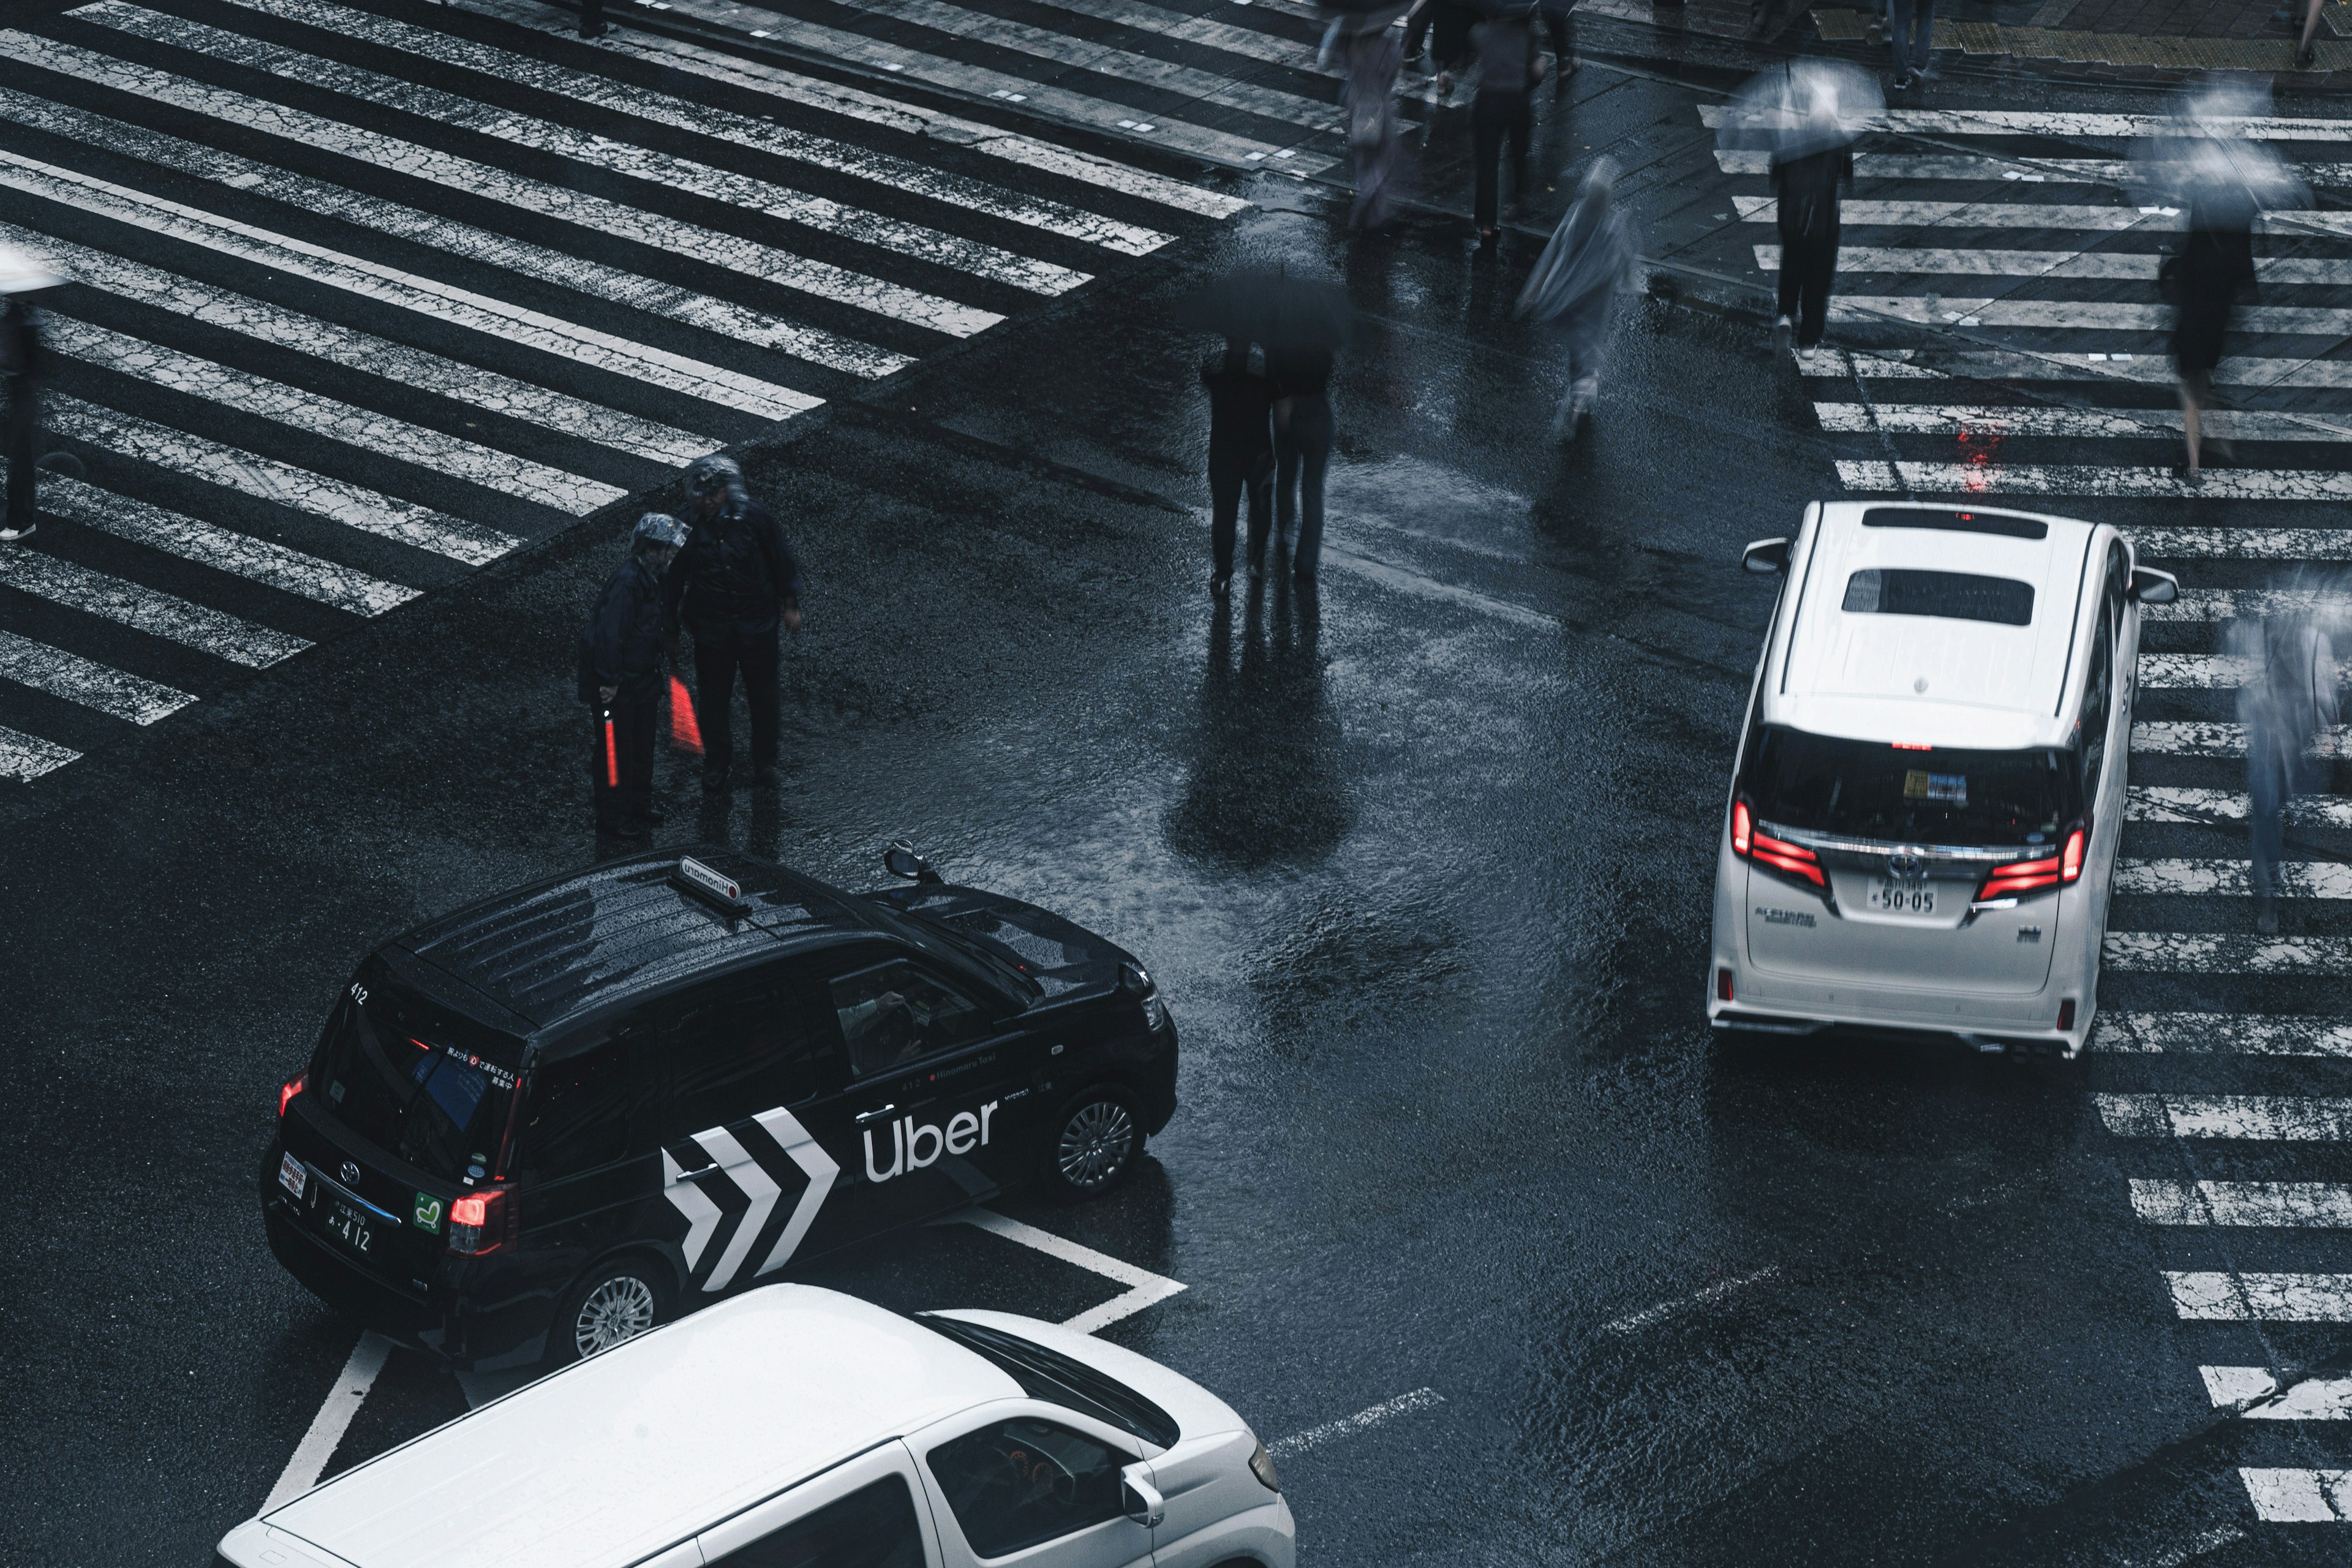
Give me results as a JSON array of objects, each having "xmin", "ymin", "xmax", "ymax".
[
  {"xmin": 632, "ymin": 512, "xmax": 690, "ymax": 551},
  {"xmin": 684, "ymin": 454, "xmax": 743, "ymax": 497}
]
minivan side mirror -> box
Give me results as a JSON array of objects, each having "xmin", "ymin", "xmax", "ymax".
[
  {"xmin": 1120, "ymin": 1465, "xmax": 1165, "ymax": 1529},
  {"xmin": 2128, "ymin": 566, "xmax": 2179, "ymax": 605},
  {"xmin": 1743, "ymin": 537, "xmax": 1791, "ymax": 575}
]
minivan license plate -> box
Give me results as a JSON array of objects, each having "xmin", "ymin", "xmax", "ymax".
[
  {"xmin": 325, "ymin": 1201, "xmax": 374, "ymax": 1256},
  {"xmin": 1868, "ymin": 879, "xmax": 1937, "ymax": 915}
]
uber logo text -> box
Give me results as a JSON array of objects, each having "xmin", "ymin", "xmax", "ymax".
[{"xmin": 864, "ymin": 1101, "xmax": 1001, "ymax": 1182}]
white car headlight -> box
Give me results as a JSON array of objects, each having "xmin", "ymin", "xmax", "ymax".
[{"xmin": 1248, "ymin": 1439, "xmax": 1280, "ymax": 1493}]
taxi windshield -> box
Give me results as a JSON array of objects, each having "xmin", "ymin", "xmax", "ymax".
[
  {"xmin": 1742, "ymin": 725, "xmax": 2080, "ymax": 848},
  {"xmin": 311, "ymin": 984, "xmax": 521, "ymax": 1182}
]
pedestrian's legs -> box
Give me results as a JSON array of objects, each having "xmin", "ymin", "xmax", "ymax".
[
  {"xmin": 1774, "ymin": 244, "xmax": 1804, "ymax": 324},
  {"xmin": 1273, "ymin": 422, "xmax": 1302, "ymax": 551},
  {"xmin": 1542, "ymin": 4, "xmax": 1577, "ymax": 84},
  {"xmin": 1472, "ymin": 92, "xmax": 1507, "ymax": 234},
  {"xmin": 1794, "ymin": 232, "xmax": 1838, "ymax": 348},
  {"xmin": 2, "ymin": 379, "xmax": 34, "ymax": 539},
  {"xmin": 1291, "ymin": 400, "xmax": 1332, "ymax": 580},
  {"xmin": 1504, "ymin": 91, "xmax": 1532, "ymax": 208},
  {"xmin": 1404, "ymin": 6, "xmax": 1430, "ymax": 61},
  {"xmin": 2299, "ymin": 0, "xmax": 2322, "ymax": 63},
  {"xmin": 1906, "ymin": 0, "xmax": 1936, "ymax": 75},
  {"xmin": 739, "ymin": 626, "xmax": 782, "ymax": 777},
  {"xmin": 1888, "ymin": 0, "xmax": 1920, "ymax": 75},
  {"xmin": 615, "ymin": 685, "xmax": 657, "ymax": 820},
  {"xmin": 2179, "ymin": 371, "xmax": 2207, "ymax": 478},
  {"xmin": 579, "ymin": 0, "xmax": 605, "ymax": 37},
  {"xmin": 692, "ymin": 639, "xmax": 739, "ymax": 781},
  {"xmin": 1244, "ymin": 450, "xmax": 1275, "ymax": 572},
  {"xmin": 2250, "ymin": 742, "xmax": 2287, "ymax": 929},
  {"xmin": 1209, "ymin": 455, "xmax": 1243, "ymax": 583}
]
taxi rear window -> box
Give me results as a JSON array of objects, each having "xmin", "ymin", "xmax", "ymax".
[
  {"xmin": 1842, "ymin": 568, "xmax": 2034, "ymax": 627},
  {"xmin": 312, "ymin": 986, "xmax": 521, "ymax": 1182}
]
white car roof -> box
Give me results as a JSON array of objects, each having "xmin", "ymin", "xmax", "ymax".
[
  {"xmin": 266, "ymin": 1285, "xmax": 1019, "ymax": 1568},
  {"xmin": 1765, "ymin": 501, "xmax": 2105, "ymax": 752}
]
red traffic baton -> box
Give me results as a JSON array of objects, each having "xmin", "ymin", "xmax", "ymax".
[{"xmin": 601, "ymin": 708, "xmax": 619, "ymax": 788}]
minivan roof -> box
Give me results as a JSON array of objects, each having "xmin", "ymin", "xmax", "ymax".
[
  {"xmin": 265, "ymin": 1286, "xmax": 1020, "ymax": 1568},
  {"xmin": 1767, "ymin": 500, "xmax": 2105, "ymax": 752},
  {"xmin": 390, "ymin": 850, "xmax": 864, "ymax": 1030}
]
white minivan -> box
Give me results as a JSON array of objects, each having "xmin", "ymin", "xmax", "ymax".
[
  {"xmin": 1709, "ymin": 500, "xmax": 2177, "ymax": 1055},
  {"xmin": 216, "ymin": 1285, "xmax": 1294, "ymax": 1568}
]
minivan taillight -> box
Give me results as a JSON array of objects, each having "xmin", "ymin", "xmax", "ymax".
[
  {"xmin": 1732, "ymin": 805, "xmax": 1826, "ymax": 889},
  {"xmin": 279, "ymin": 1072, "xmax": 305, "ymax": 1117},
  {"xmin": 448, "ymin": 1187, "xmax": 511, "ymax": 1256},
  {"xmin": 1978, "ymin": 826, "xmax": 2087, "ymax": 903},
  {"xmin": 1731, "ymin": 799, "xmax": 1753, "ymax": 856}
]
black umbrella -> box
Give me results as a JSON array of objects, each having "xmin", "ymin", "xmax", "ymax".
[{"xmin": 1179, "ymin": 271, "xmax": 1355, "ymax": 356}]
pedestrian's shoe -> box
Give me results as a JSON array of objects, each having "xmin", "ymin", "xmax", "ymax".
[
  {"xmin": 1864, "ymin": 18, "xmax": 1883, "ymax": 43},
  {"xmin": 1210, "ymin": 573, "xmax": 1231, "ymax": 597},
  {"xmin": 597, "ymin": 817, "xmax": 649, "ymax": 840},
  {"xmin": 1435, "ymin": 70, "xmax": 1453, "ymax": 100},
  {"xmin": 2257, "ymin": 895, "xmax": 2280, "ymax": 935},
  {"xmin": 1773, "ymin": 315, "xmax": 1794, "ymax": 352},
  {"xmin": 2171, "ymin": 462, "xmax": 2203, "ymax": 488}
]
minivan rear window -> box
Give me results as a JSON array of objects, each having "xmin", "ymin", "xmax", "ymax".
[
  {"xmin": 1741, "ymin": 725, "xmax": 2079, "ymax": 846},
  {"xmin": 312, "ymin": 985, "xmax": 521, "ymax": 1182},
  {"xmin": 1862, "ymin": 507, "xmax": 2048, "ymax": 540},
  {"xmin": 1842, "ymin": 568, "xmax": 2034, "ymax": 627}
]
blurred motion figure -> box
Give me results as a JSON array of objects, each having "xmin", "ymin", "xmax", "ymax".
[
  {"xmin": 2228, "ymin": 603, "xmax": 2341, "ymax": 934},
  {"xmin": 1470, "ymin": 0, "xmax": 1544, "ymax": 246},
  {"xmin": 1325, "ymin": 1, "xmax": 1411, "ymax": 230},
  {"xmin": 1200, "ymin": 340, "xmax": 1275, "ymax": 594},
  {"xmin": 1719, "ymin": 62, "xmax": 1881, "ymax": 354},
  {"xmin": 1516, "ymin": 158, "xmax": 1639, "ymax": 441}
]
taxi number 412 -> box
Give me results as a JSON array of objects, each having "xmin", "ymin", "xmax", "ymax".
[{"xmin": 1869, "ymin": 880, "xmax": 1936, "ymax": 914}]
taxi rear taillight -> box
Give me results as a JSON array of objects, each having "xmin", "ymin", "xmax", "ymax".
[
  {"xmin": 1977, "ymin": 827, "xmax": 2086, "ymax": 904},
  {"xmin": 448, "ymin": 1187, "xmax": 511, "ymax": 1256},
  {"xmin": 279, "ymin": 1072, "xmax": 306, "ymax": 1117},
  {"xmin": 1731, "ymin": 802, "xmax": 1825, "ymax": 890}
]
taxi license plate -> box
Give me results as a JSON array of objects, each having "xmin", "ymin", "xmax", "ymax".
[
  {"xmin": 325, "ymin": 1200, "xmax": 375, "ymax": 1257},
  {"xmin": 1868, "ymin": 879, "xmax": 1937, "ymax": 916}
]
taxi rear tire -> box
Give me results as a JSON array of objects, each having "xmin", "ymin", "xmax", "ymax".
[
  {"xmin": 1041, "ymin": 1085, "xmax": 1142, "ymax": 1202},
  {"xmin": 552, "ymin": 1254, "xmax": 671, "ymax": 1365}
]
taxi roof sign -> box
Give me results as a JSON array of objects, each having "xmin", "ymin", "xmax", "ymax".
[
  {"xmin": 673, "ymin": 854, "xmax": 750, "ymax": 915},
  {"xmin": 0, "ymin": 243, "xmax": 63, "ymax": 296}
]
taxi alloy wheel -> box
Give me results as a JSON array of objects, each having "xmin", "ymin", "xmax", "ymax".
[
  {"xmin": 1050, "ymin": 1089, "xmax": 1139, "ymax": 1198},
  {"xmin": 560, "ymin": 1259, "xmax": 667, "ymax": 1362}
]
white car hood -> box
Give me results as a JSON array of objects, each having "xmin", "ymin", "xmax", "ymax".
[{"xmin": 926, "ymin": 1309, "xmax": 1250, "ymax": 1450}]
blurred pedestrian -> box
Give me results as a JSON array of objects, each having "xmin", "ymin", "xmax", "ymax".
[
  {"xmin": 2166, "ymin": 201, "xmax": 2255, "ymax": 486},
  {"xmin": 1406, "ymin": 0, "xmax": 1476, "ymax": 95},
  {"xmin": 1887, "ymin": 0, "xmax": 1933, "ymax": 88},
  {"xmin": 1537, "ymin": 0, "xmax": 1578, "ymax": 90},
  {"xmin": 1517, "ymin": 158, "xmax": 1638, "ymax": 440},
  {"xmin": 1471, "ymin": 0, "xmax": 1542, "ymax": 246},
  {"xmin": 1269, "ymin": 346, "xmax": 1334, "ymax": 586},
  {"xmin": 580, "ymin": 513, "xmax": 688, "ymax": 839},
  {"xmin": 1202, "ymin": 339, "xmax": 1275, "ymax": 594},
  {"xmin": 1339, "ymin": 9, "xmax": 1409, "ymax": 230},
  {"xmin": 1, "ymin": 293, "xmax": 44, "ymax": 545},
  {"xmin": 663, "ymin": 454, "xmax": 805, "ymax": 793},
  {"xmin": 1773, "ymin": 137, "xmax": 1851, "ymax": 352},
  {"xmin": 2297, "ymin": 0, "xmax": 2325, "ymax": 70},
  {"xmin": 2228, "ymin": 608, "xmax": 2340, "ymax": 933}
]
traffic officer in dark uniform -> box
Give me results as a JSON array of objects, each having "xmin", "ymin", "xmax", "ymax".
[
  {"xmin": 663, "ymin": 454, "xmax": 804, "ymax": 793},
  {"xmin": 2, "ymin": 276, "xmax": 51, "ymax": 545},
  {"xmin": 579, "ymin": 513, "xmax": 687, "ymax": 838}
]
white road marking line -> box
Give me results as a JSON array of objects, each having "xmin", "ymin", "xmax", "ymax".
[
  {"xmin": 2169, "ymin": 1273, "xmax": 2352, "ymax": 1323},
  {"xmin": 2128, "ymin": 785, "xmax": 2352, "ymax": 826},
  {"xmin": 1819, "ymin": 401, "xmax": 2352, "ymax": 444},
  {"xmin": 225, "ymin": 0, "xmax": 1172, "ymax": 257},
  {"xmin": 2095, "ymin": 1093, "xmax": 2352, "ymax": 1140},
  {"xmin": 1831, "ymin": 296, "xmax": 2352, "ymax": 334},
  {"xmin": 0, "ymin": 627, "xmax": 194, "ymax": 724},
  {"xmin": 264, "ymin": 1332, "xmax": 390, "ymax": 1511},
  {"xmin": 0, "ymin": 217, "xmax": 715, "ymax": 466},
  {"xmin": 944, "ymin": 1208, "xmax": 1185, "ymax": 1334},
  {"xmin": 0, "ymin": 147, "xmax": 823, "ymax": 420},
  {"xmin": 0, "ymin": 549, "xmax": 309, "ymax": 666},
  {"xmin": 1759, "ymin": 243, "xmax": 2352, "ymax": 285},
  {"xmin": 2201, "ymin": 1366, "xmax": 2352, "ymax": 1419},
  {"xmin": 1323, "ymin": 543, "xmax": 1558, "ymax": 631},
  {"xmin": 1848, "ymin": 347, "xmax": 2352, "ymax": 391},
  {"xmin": 49, "ymin": 395, "xmax": 517, "ymax": 566},
  {"xmin": 2114, "ymin": 858, "xmax": 2352, "ymax": 898},
  {"xmin": 977, "ymin": 0, "xmax": 1311, "ymax": 66},
  {"xmin": 1836, "ymin": 459, "xmax": 2352, "ymax": 501},
  {"xmin": 1602, "ymin": 1265, "xmax": 1780, "ymax": 1335},
  {"xmin": 2241, "ymin": 1468, "xmax": 2352, "ymax": 1521},
  {"xmin": 570, "ymin": 21, "xmax": 1251, "ymax": 217},
  {"xmin": 2146, "ymin": 589, "xmax": 2352, "ymax": 624},
  {"xmin": 2092, "ymin": 1011, "xmax": 2352, "ymax": 1056},
  {"xmin": 41, "ymin": 474, "xmax": 414, "ymax": 617},
  {"xmin": 1700, "ymin": 103, "xmax": 2352, "ymax": 138},
  {"xmin": 60, "ymin": 12, "xmax": 995, "ymax": 342},
  {"xmin": 2126, "ymin": 527, "xmax": 2352, "ymax": 561},
  {"xmin": 1732, "ymin": 194, "xmax": 2352, "ymax": 236},
  {"xmin": 2105, "ymin": 932, "xmax": 2352, "ymax": 973},
  {"xmin": 45, "ymin": 315, "xmax": 623, "ymax": 514},
  {"xmin": 1267, "ymin": 1389, "xmax": 1444, "ymax": 1460},
  {"xmin": 2135, "ymin": 653, "xmax": 2250, "ymax": 690},
  {"xmin": 2131, "ymin": 721, "xmax": 2352, "ymax": 757},
  {"xmin": 0, "ymin": 725, "xmax": 81, "ymax": 781},
  {"xmin": 2133, "ymin": 1180, "xmax": 2352, "ymax": 1227}
]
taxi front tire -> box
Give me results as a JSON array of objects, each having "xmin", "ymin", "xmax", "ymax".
[
  {"xmin": 1041, "ymin": 1085, "xmax": 1142, "ymax": 1201},
  {"xmin": 551, "ymin": 1254, "xmax": 671, "ymax": 1365}
]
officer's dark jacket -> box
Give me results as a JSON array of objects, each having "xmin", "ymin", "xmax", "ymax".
[
  {"xmin": 663, "ymin": 498, "xmax": 804, "ymax": 645},
  {"xmin": 576, "ymin": 552, "xmax": 667, "ymax": 704}
]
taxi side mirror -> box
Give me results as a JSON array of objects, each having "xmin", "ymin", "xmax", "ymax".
[
  {"xmin": 883, "ymin": 838, "xmax": 943, "ymax": 885},
  {"xmin": 1120, "ymin": 1465, "xmax": 1164, "ymax": 1529},
  {"xmin": 2128, "ymin": 566, "xmax": 2178, "ymax": 605},
  {"xmin": 1743, "ymin": 537, "xmax": 1791, "ymax": 575}
]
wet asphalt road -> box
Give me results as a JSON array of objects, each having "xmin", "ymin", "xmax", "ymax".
[{"xmin": 4, "ymin": 48, "xmax": 2350, "ymax": 1568}]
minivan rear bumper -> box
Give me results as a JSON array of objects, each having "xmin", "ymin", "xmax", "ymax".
[{"xmin": 1707, "ymin": 973, "xmax": 2087, "ymax": 1054}]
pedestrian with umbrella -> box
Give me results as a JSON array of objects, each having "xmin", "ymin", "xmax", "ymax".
[
  {"xmin": 1199, "ymin": 339, "xmax": 1275, "ymax": 594},
  {"xmin": 1324, "ymin": 0, "xmax": 1412, "ymax": 231},
  {"xmin": 579, "ymin": 513, "xmax": 688, "ymax": 839},
  {"xmin": 1470, "ymin": 0, "xmax": 1544, "ymax": 247},
  {"xmin": 1516, "ymin": 158, "xmax": 1639, "ymax": 441},
  {"xmin": 662, "ymin": 453, "xmax": 805, "ymax": 791},
  {"xmin": 1719, "ymin": 62, "xmax": 1881, "ymax": 355}
]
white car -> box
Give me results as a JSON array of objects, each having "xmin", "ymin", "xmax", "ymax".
[
  {"xmin": 216, "ymin": 1284, "xmax": 1294, "ymax": 1568},
  {"xmin": 1708, "ymin": 500, "xmax": 2176, "ymax": 1056}
]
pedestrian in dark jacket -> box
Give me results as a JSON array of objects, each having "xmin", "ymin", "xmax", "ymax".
[
  {"xmin": 662, "ymin": 453, "xmax": 805, "ymax": 792},
  {"xmin": 1202, "ymin": 339, "xmax": 1275, "ymax": 594},
  {"xmin": 2169, "ymin": 202, "xmax": 2255, "ymax": 486},
  {"xmin": 579, "ymin": 513, "xmax": 688, "ymax": 838},
  {"xmin": 1772, "ymin": 142, "xmax": 1852, "ymax": 351},
  {"xmin": 1471, "ymin": 4, "xmax": 1542, "ymax": 245},
  {"xmin": 1268, "ymin": 346, "xmax": 1335, "ymax": 586},
  {"xmin": 2, "ymin": 295, "xmax": 44, "ymax": 543}
]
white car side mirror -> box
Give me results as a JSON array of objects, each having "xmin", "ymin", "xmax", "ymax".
[
  {"xmin": 2128, "ymin": 566, "xmax": 2178, "ymax": 605},
  {"xmin": 1743, "ymin": 537, "xmax": 1791, "ymax": 575},
  {"xmin": 1120, "ymin": 1465, "xmax": 1164, "ymax": 1529}
]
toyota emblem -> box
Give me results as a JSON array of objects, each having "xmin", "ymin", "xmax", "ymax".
[
  {"xmin": 1888, "ymin": 853, "xmax": 1924, "ymax": 881},
  {"xmin": 339, "ymin": 1161, "xmax": 361, "ymax": 1188}
]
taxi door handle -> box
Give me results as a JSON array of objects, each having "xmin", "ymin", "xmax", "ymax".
[
  {"xmin": 673, "ymin": 1163, "xmax": 720, "ymax": 1182},
  {"xmin": 855, "ymin": 1103, "xmax": 897, "ymax": 1126}
]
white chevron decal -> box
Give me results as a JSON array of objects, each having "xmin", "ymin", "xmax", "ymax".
[
  {"xmin": 754, "ymin": 1106, "xmax": 841, "ymax": 1279},
  {"xmin": 695, "ymin": 1125, "xmax": 780, "ymax": 1293},
  {"xmin": 660, "ymin": 1147, "xmax": 723, "ymax": 1270}
]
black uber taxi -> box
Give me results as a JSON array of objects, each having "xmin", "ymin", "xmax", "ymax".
[{"xmin": 262, "ymin": 843, "xmax": 1178, "ymax": 1368}]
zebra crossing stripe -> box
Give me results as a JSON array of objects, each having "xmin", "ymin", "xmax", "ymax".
[
  {"xmin": 0, "ymin": 549, "xmax": 311, "ymax": 667},
  {"xmin": 0, "ymin": 147, "xmax": 826, "ymax": 420},
  {"xmin": 2133, "ymin": 1180, "xmax": 2352, "ymax": 1227},
  {"xmin": 2091, "ymin": 1011, "xmax": 2352, "ymax": 1056},
  {"xmin": 2126, "ymin": 527, "xmax": 2352, "ymax": 561},
  {"xmin": 2241, "ymin": 1469, "xmax": 2352, "ymax": 1521},
  {"xmin": 2150, "ymin": 590, "xmax": 2352, "ymax": 623},
  {"xmin": 2096, "ymin": 1093, "xmax": 2352, "ymax": 1139},
  {"xmin": 40, "ymin": 475, "xmax": 416, "ymax": 617},
  {"xmin": 2167, "ymin": 1272, "xmax": 2352, "ymax": 1323},
  {"xmin": 2131, "ymin": 721, "xmax": 2351, "ymax": 757},
  {"xmin": 221, "ymin": 0, "xmax": 1175, "ymax": 258},
  {"xmin": 1846, "ymin": 347, "xmax": 2352, "ymax": 391},
  {"xmin": 1698, "ymin": 103, "xmax": 2352, "ymax": 138},
  {"xmin": 1732, "ymin": 194, "xmax": 2352, "ymax": 236},
  {"xmin": 2103, "ymin": 930, "xmax": 2352, "ymax": 973},
  {"xmin": 2128, "ymin": 785, "xmax": 2352, "ymax": 827},
  {"xmin": 1835, "ymin": 459, "xmax": 2352, "ymax": 502},
  {"xmin": 2203, "ymin": 1368, "xmax": 2352, "ymax": 1419},
  {"xmin": 2114, "ymin": 859, "xmax": 2352, "ymax": 899},
  {"xmin": 2134, "ymin": 653, "xmax": 2247, "ymax": 690},
  {"xmin": 1821, "ymin": 402, "xmax": 2352, "ymax": 443},
  {"xmin": 44, "ymin": 315, "xmax": 625, "ymax": 514},
  {"xmin": 1760, "ymin": 244, "xmax": 2352, "ymax": 285},
  {"xmin": 0, "ymin": 627, "xmax": 194, "ymax": 725},
  {"xmin": 1831, "ymin": 297, "xmax": 2352, "ymax": 334},
  {"xmin": 0, "ymin": 724, "xmax": 83, "ymax": 781},
  {"xmin": 48, "ymin": 395, "xmax": 519, "ymax": 566},
  {"xmin": 56, "ymin": 11, "xmax": 1000, "ymax": 341},
  {"xmin": 985, "ymin": 0, "xmax": 1311, "ymax": 65}
]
